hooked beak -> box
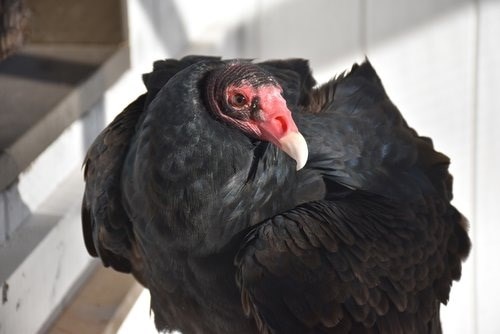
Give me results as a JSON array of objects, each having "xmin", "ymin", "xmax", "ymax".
[
  {"xmin": 276, "ymin": 131, "xmax": 308, "ymax": 170},
  {"xmin": 255, "ymin": 87, "xmax": 308, "ymax": 170}
]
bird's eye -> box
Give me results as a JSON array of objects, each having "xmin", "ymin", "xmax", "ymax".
[{"xmin": 229, "ymin": 93, "xmax": 248, "ymax": 108}]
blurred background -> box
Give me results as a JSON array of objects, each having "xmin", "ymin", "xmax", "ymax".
[{"xmin": 0, "ymin": 0, "xmax": 498, "ymax": 333}]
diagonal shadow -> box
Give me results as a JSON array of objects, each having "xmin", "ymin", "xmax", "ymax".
[{"xmin": 0, "ymin": 52, "xmax": 99, "ymax": 86}]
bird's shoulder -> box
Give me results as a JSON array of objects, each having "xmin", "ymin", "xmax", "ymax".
[
  {"xmin": 296, "ymin": 60, "xmax": 452, "ymax": 201},
  {"xmin": 142, "ymin": 55, "xmax": 222, "ymax": 104}
]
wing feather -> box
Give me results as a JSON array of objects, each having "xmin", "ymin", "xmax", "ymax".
[
  {"xmin": 236, "ymin": 194, "xmax": 468, "ymax": 333},
  {"xmin": 82, "ymin": 94, "xmax": 145, "ymax": 272}
]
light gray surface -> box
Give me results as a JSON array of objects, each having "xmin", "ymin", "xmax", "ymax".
[
  {"xmin": 2, "ymin": 183, "xmax": 30, "ymax": 242},
  {"xmin": 0, "ymin": 169, "xmax": 95, "ymax": 334},
  {"xmin": 0, "ymin": 43, "xmax": 129, "ymax": 191},
  {"xmin": 250, "ymin": 0, "xmax": 364, "ymax": 70},
  {"xmin": 0, "ymin": 99, "xmax": 106, "ymax": 244}
]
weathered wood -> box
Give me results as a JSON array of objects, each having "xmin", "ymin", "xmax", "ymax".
[
  {"xmin": 47, "ymin": 265, "xmax": 143, "ymax": 334},
  {"xmin": 0, "ymin": 0, "xmax": 29, "ymax": 60}
]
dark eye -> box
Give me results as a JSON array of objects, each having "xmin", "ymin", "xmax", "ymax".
[{"xmin": 229, "ymin": 93, "xmax": 248, "ymax": 108}]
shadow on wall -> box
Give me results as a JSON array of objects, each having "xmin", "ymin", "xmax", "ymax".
[
  {"xmin": 0, "ymin": 185, "xmax": 30, "ymax": 245},
  {"xmin": 133, "ymin": 0, "xmax": 189, "ymax": 59},
  {"xmin": 81, "ymin": 98, "xmax": 107, "ymax": 161},
  {"xmin": 239, "ymin": 0, "xmax": 472, "ymax": 70},
  {"xmin": 0, "ymin": 53, "xmax": 99, "ymax": 85},
  {"xmin": 102, "ymin": 0, "xmax": 476, "ymax": 75},
  {"xmin": 0, "ymin": 97, "xmax": 106, "ymax": 247},
  {"xmin": 110, "ymin": 0, "xmax": 477, "ymax": 92},
  {"xmin": 121, "ymin": 0, "xmax": 474, "ymax": 81}
]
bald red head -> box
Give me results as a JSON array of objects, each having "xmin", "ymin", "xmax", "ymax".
[{"xmin": 205, "ymin": 62, "xmax": 308, "ymax": 170}]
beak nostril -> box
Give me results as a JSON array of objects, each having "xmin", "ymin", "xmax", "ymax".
[{"xmin": 274, "ymin": 116, "xmax": 288, "ymax": 135}]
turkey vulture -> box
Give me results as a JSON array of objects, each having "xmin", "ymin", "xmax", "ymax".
[{"xmin": 82, "ymin": 56, "xmax": 471, "ymax": 334}]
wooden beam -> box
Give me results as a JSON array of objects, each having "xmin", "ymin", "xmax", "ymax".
[{"xmin": 47, "ymin": 265, "xmax": 144, "ymax": 334}]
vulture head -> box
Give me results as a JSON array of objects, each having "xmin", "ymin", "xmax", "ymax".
[{"xmin": 205, "ymin": 61, "xmax": 308, "ymax": 170}]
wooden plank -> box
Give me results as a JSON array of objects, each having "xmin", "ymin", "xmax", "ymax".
[{"xmin": 47, "ymin": 266, "xmax": 143, "ymax": 334}]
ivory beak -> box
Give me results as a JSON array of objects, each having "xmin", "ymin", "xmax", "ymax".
[{"xmin": 278, "ymin": 131, "xmax": 308, "ymax": 170}]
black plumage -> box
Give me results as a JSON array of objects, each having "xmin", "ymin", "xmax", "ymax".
[{"xmin": 82, "ymin": 56, "xmax": 470, "ymax": 334}]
